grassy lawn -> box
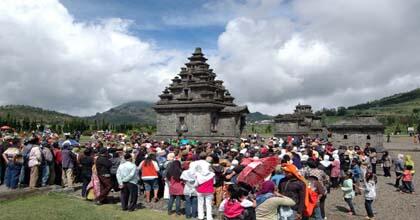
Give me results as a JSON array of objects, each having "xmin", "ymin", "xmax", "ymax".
[{"xmin": 0, "ymin": 193, "xmax": 183, "ymax": 220}]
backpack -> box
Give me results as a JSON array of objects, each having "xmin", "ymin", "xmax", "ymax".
[{"xmin": 303, "ymin": 178, "xmax": 319, "ymax": 217}]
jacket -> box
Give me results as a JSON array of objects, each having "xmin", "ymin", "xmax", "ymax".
[
  {"xmin": 255, "ymin": 196, "xmax": 295, "ymax": 220},
  {"xmin": 28, "ymin": 145, "xmax": 42, "ymax": 168},
  {"xmin": 278, "ymin": 178, "xmax": 306, "ymax": 214},
  {"xmin": 364, "ymin": 180, "xmax": 376, "ymax": 200},
  {"xmin": 341, "ymin": 179, "xmax": 355, "ymax": 199},
  {"xmin": 61, "ymin": 149, "xmax": 75, "ymax": 169},
  {"xmin": 181, "ymin": 169, "xmax": 197, "ymax": 196},
  {"xmin": 96, "ymin": 155, "xmax": 112, "ymax": 176},
  {"xmin": 116, "ymin": 160, "xmax": 139, "ymax": 185},
  {"xmin": 139, "ymin": 160, "xmax": 159, "ymax": 180}
]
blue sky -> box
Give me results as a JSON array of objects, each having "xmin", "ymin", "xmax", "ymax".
[{"xmin": 60, "ymin": 0, "xmax": 227, "ymax": 50}]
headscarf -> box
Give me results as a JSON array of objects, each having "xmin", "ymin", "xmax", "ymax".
[
  {"xmin": 320, "ymin": 155, "xmax": 332, "ymax": 167},
  {"xmin": 405, "ymin": 155, "xmax": 414, "ymax": 167},
  {"xmin": 256, "ymin": 180, "xmax": 275, "ymax": 196},
  {"xmin": 282, "ymin": 163, "xmax": 305, "ymax": 183}
]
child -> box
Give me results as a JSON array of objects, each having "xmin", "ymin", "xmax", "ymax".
[
  {"xmin": 219, "ymin": 184, "xmax": 256, "ymax": 220},
  {"xmin": 401, "ymin": 165, "xmax": 414, "ymax": 193},
  {"xmin": 361, "ymin": 172, "xmax": 376, "ymax": 220},
  {"xmin": 341, "ymin": 171, "xmax": 356, "ymax": 216}
]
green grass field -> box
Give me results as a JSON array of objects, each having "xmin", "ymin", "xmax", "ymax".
[{"xmin": 0, "ymin": 193, "xmax": 182, "ymax": 220}]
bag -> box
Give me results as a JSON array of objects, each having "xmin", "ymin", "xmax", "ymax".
[{"xmin": 303, "ymin": 186, "xmax": 319, "ymax": 217}]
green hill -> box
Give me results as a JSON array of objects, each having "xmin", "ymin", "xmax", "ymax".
[
  {"xmin": 0, "ymin": 105, "xmax": 76, "ymax": 123},
  {"xmin": 347, "ymin": 88, "xmax": 420, "ymax": 116},
  {"xmin": 247, "ymin": 112, "xmax": 273, "ymax": 122},
  {"xmin": 87, "ymin": 101, "xmax": 156, "ymax": 125}
]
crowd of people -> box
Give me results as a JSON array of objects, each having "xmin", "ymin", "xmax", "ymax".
[{"xmin": 0, "ymin": 130, "xmax": 417, "ymax": 220}]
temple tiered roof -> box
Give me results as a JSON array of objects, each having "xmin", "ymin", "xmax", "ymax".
[{"xmin": 155, "ymin": 48, "xmax": 245, "ymax": 113}]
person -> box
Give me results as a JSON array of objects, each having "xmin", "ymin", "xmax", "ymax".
[
  {"xmin": 369, "ymin": 149, "xmax": 377, "ymax": 174},
  {"xmin": 139, "ymin": 153, "xmax": 160, "ymax": 203},
  {"xmin": 52, "ymin": 142, "xmax": 62, "ymax": 185},
  {"xmin": 191, "ymin": 152, "xmax": 215, "ymax": 220},
  {"xmin": 394, "ymin": 154, "xmax": 405, "ymax": 188},
  {"xmin": 116, "ymin": 153, "xmax": 139, "ymax": 211},
  {"xmin": 166, "ymin": 160, "xmax": 184, "ymax": 215},
  {"xmin": 110, "ymin": 149, "xmax": 122, "ymax": 192},
  {"xmin": 219, "ymin": 184, "xmax": 256, "ymax": 220},
  {"xmin": 341, "ymin": 171, "xmax": 356, "ymax": 216},
  {"xmin": 302, "ymin": 159, "xmax": 329, "ymax": 220},
  {"xmin": 2, "ymin": 138, "xmax": 22, "ymax": 189},
  {"xmin": 79, "ymin": 147, "xmax": 94, "ymax": 197},
  {"xmin": 40, "ymin": 142, "xmax": 53, "ymax": 187},
  {"xmin": 61, "ymin": 143, "xmax": 75, "ymax": 187},
  {"xmin": 255, "ymin": 180, "xmax": 295, "ymax": 220},
  {"xmin": 271, "ymin": 165, "xmax": 285, "ymax": 186},
  {"xmin": 28, "ymin": 139, "xmax": 42, "ymax": 188},
  {"xmin": 330, "ymin": 154, "xmax": 340, "ymax": 188},
  {"xmin": 361, "ymin": 172, "xmax": 376, "ymax": 220},
  {"xmin": 278, "ymin": 163, "xmax": 306, "ymax": 220},
  {"xmin": 211, "ymin": 155, "xmax": 225, "ymax": 208},
  {"xmin": 351, "ymin": 159, "xmax": 362, "ymax": 195},
  {"xmin": 381, "ymin": 151, "xmax": 392, "ymax": 178},
  {"xmin": 400, "ymin": 165, "xmax": 414, "ymax": 193},
  {"xmin": 181, "ymin": 162, "xmax": 198, "ymax": 219},
  {"xmin": 95, "ymin": 148, "xmax": 113, "ymax": 205}
]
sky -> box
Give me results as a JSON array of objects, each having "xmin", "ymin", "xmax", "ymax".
[{"xmin": 0, "ymin": 0, "xmax": 420, "ymax": 116}]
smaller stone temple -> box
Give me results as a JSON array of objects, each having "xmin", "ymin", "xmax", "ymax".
[
  {"xmin": 273, "ymin": 104, "xmax": 323, "ymax": 138},
  {"xmin": 328, "ymin": 116, "xmax": 385, "ymax": 148},
  {"xmin": 153, "ymin": 48, "xmax": 249, "ymax": 141}
]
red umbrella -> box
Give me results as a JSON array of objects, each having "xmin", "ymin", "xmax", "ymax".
[
  {"xmin": 0, "ymin": 125, "xmax": 11, "ymax": 130},
  {"xmin": 237, "ymin": 156, "xmax": 279, "ymax": 186},
  {"xmin": 240, "ymin": 157, "xmax": 259, "ymax": 166}
]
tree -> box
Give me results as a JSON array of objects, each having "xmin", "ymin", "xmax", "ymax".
[{"xmin": 337, "ymin": 106, "xmax": 347, "ymax": 116}]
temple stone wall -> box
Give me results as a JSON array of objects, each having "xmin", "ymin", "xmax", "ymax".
[
  {"xmin": 330, "ymin": 131, "xmax": 383, "ymax": 147},
  {"xmin": 218, "ymin": 116, "xmax": 238, "ymax": 137}
]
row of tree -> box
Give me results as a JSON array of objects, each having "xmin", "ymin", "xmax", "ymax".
[{"xmin": 0, "ymin": 114, "xmax": 155, "ymax": 134}]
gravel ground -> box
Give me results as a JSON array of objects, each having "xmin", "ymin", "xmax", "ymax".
[{"xmin": 325, "ymin": 150, "xmax": 419, "ymax": 220}]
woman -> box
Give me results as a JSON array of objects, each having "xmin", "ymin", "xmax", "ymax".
[
  {"xmin": 79, "ymin": 147, "xmax": 94, "ymax": 197},
  {"xmin": 181, "ymin": 162, "xmax": 198, "ymax": 219},
  {"xmin": 362, "ymin": 172, "xmax": 376, "ymax": 220},
  {"xmin": 331, "ymin": 154, "xmax": 341, "ymax": 188},
  {"xmin": 381, "ymin": 151, "xmax": 392, "ymax": 177},
  {"xmin": 2, "ymin": 140, "xmax": 23, "ymax": 189},
  {"xmin": 341, "ymin": 171, "xmax": 356, "ymax": 216},
  {"xmin": 255, "ymin": 180, "xmax": 295, "ymax": 220},
  {"xmin": 192, "ymin": 153, "xmax": 215, "ymax": 220},
  {"xmin": 394, "ymin": 154, "xmax": 405, "ymax": 188},
  {"xmin": 166, "ymin": 160, "xmax": 184, "ymax": 215},
  {"xmin": 139, "ymin": 153, "xmax": 160, "ymax": 203}
]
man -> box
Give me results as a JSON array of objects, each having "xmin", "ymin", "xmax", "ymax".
[
  {"xmin": 61, "ymin": 143, "xmax": 75, "ymax": 187},
  {"xmin": 95, "ymin": 147, "xmax": 113, "ymax": 205},
  {"xmin": 40, "ymin": 142, "xmax": 53, "ymax": 187},
  {"xmin": 302, "ymin": 159, "xmax": 328, "ymax": 220},
  {"xmin": 117, "ymin": 153, "xmax": 139, "ymax": 211},
  {"xmin": 278, "ymin": 163, "xmax": 306, "ymax": 220},
  {"xmin": 28, "ymin": 137, "xmax": 42, "ymax": 188}
]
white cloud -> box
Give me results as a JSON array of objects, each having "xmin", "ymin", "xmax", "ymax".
[
  {"xmin": 214, "ymin": 0, "xmax": 420, "ymax": 114},
  {"xmin": 0, "ymin": 0, "xmax": 185, "ymax": 116}
]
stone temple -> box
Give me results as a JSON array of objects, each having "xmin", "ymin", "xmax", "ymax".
[
  {"xmin": 153, "ymin": 48, "xmax": 249, "ymax": 141},
  {"xmin": 328, "ymin": 116, "xmax": 384, "ymax": 148},
  {"xmin": 273, "ymin": 104, "xmax": 323, "ymax": 139}
]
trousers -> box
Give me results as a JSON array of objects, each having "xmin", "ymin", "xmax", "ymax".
[
  {"xmin": 29, "ymin": 165, "xmax": 39, "ymax": 188},
  {"xmin": 120, "ymin": 182, "xmax": 138, "ymax": 211},
  {"xmin": 197, "ymin": 193, "xmax": 213, "ymax": 220}
]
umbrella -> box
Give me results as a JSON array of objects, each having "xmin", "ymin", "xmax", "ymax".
[
  {"xmin": 0, "ymin": 125, "xmax": 11, "ymax": 131},
  {"xmin": 237, "ymin": 156, "xmax": 279, "ymax": 186},
  {"xmin": 240, "ymin": 157, "xmax": 259, "ymax": 166},
  {"xmin": 60, "ymin": 139, "xmax": 80, "ymax": 147}
]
